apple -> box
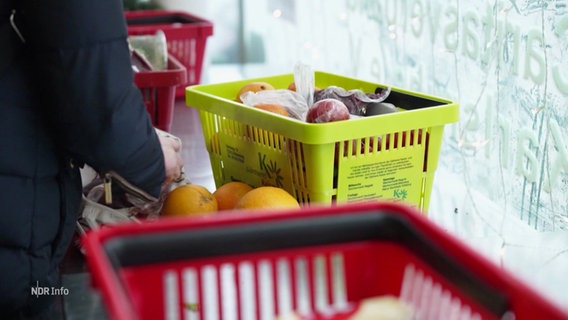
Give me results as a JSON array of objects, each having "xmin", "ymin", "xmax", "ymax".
[{"xmin": 306, "ymin": 99, "xmax": 350, "ymax": 123}]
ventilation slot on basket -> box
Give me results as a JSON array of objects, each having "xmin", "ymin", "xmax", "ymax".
[
  {"xmin": 335, "ymin": 129, "xmax": 429, "ymax": 158},
  {"xmin": 201, "ymin": 113, "xmax": 222, "ymax": 156},
  {"xmin": 207, "ymin": 116, "xmax": 251, "ymax": 154},
  {"xmin": 384, "ymin": 129, "xmax": 429, "ymax": 151},
  {"xmin": 245, "ymin": 125, "xmax": 286, "ymax": 151},
  {"xmin": 400, "ymin": 264, "xmax": 484, "ymax": 320},
  {"xmin": 287, "ymin": 140, "xmax": 307, "ymax": 187},
  {"xmin": 140, "ymin": 88, "xmax": 159, "ymax": 125},
  {"xmin": 158, "ymin": 256, "xmax": 493, "ymax": 320},
  {"xmin": 287, "ymin": 139, "xmax": 311, "ymax": 203},
  {"xmin": 161, "ymin": 253, "xmax": 350, "ymax": 320},
  {"xmin": 169, "ymin": 38, "xmax": 197, "ymax": 83},
  {"xmin": 335, "ymin": 137, "xmax": 377, "ymax": 158}
]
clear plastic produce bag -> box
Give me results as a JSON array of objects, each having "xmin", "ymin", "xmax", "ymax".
[
  {"xmin": 240, "ymin": 62, "xmax": 316, "ymax": 121},
  {"xmin": 241, "ymin": 89, "xmax": 309, "ymax": 120}
]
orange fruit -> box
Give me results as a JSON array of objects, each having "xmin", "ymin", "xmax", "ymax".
[
  {"xmin": 213, "ymin": 181, "xmax": 254, "ymax": 211},
  {"xmin": 287, "ymin": 81, "xmax": 297, "ymax": 91},
  {"xmin": 161, "ymin": 184, "xmax": 218, "ymax": 217},
  {"xmin": 287, "ymin": 81, "xmax": 321, "ymax": 92},
  {"xmin": 234, "ymin": 186, "xmax": 300, "ymax": 211},
  {"xmin": 236, "ymin": 81, "xmax": 275, "ymax": 102},
  {"xmin": 254, "ymin": 103, "xmax": 289, "ymax": 117}
]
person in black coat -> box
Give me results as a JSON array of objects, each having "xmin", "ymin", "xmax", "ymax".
[{"xmin": 0, "ymin": 1, "xmax": 184, "ymax": 318}]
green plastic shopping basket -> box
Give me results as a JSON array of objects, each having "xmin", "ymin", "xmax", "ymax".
[{"xmin": 186, "ymin": 71, "xmax": 458, "ymax": 212}]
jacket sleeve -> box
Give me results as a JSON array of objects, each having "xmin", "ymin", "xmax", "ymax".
[{"xmin": 21, "ymin": 0, "xmax": 165, "ymax": 197}]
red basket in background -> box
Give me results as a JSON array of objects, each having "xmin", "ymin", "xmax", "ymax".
[
  {"xmin": 132, "ymin": 52, "xmax": 186, "ymax": 132},
  {"xmin": 82, "ymin": 202, "xmax": 568, "ymax": 320},
  {"xmin": 126, "ymin": 10, "xmax": 214, "ymax": 97}
]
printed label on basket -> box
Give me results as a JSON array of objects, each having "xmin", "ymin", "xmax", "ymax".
[
  {"xmin": 219, "ymin": 131, "xmax": 293, "ymax": 191},
  {"xmin": 336, "ymin": 147, "xmax": 425, "ymax": 206}
]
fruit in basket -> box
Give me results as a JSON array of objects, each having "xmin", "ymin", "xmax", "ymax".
[
  {"xmin": 160, "ymin": 184, "xmax": 218, "ymax": 216},
  {"xmin": 276, "ymin": 295, "xmax": 413, "ymax": 320},
  {"xmin": 213, "ymin": 181, "xmax": 254, "ymax": 211},
  {"xmin": 287, "ymin": 81, "xmax": 321, "ymax": 92},
  {"xmin": 350, "ymin": 295, "xmax": 413, "ymax": 320},
  {"xmin": 365, "ymin": 102, "xmax": 397, "ymax": 116},
  {"xmin": 287, "ymin": 81, "xmax": 297, "ymax": 91},
  {"xmin": 234, "ymin": 186, "xmax": 300, "ymax": 210},
  {"xmin": 306, "ymin": 98, "xmax": 350, "ymax": 123},
  {"xmin": 236, "ymin": 81, "xmax": 275, "ymax": 103},
  {"xmin": 314, "ymin": 86, "xmax": 391, "ymax": 116},
  {"xmin": 254, "ymin": 103, "xmax": 290, "ymax": 117}
]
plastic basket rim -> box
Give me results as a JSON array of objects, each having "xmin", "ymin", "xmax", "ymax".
[
  {"xmin": 133, "ymin": 53, "xmax": 187, "ymax": 88},
  {"xmin": 125, "ymin": 9, "xmax": 214, "ymax": 34}
]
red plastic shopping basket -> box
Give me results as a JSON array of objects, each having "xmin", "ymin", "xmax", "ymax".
[
  {"xmin": 132, "ymin": 52, "xmax": 186, "ymax": 132},
  {"xmin": 82, "ymin": 202, "xmax": 568, "ymax": 320},
  {"xmin": 126, "ymin": 10, "xmax": 214, "ymax": 97}
]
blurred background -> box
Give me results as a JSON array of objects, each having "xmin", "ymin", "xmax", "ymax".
[{"xmin": 126, "ymin": 0, "xmax": 568, "ymax": 310}]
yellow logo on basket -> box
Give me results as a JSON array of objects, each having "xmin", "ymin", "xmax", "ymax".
[
  {"xmin": 243, "ymin": 152, "xmax": 285, "ymax": 188},
  {"xmin": 258, "ymin": 152, "xmax": 284, "ymax": 188}
]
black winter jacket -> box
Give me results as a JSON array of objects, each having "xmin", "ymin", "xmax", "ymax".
[{"xmin": 0, "ymin": 1, "xmax": 165, "ymax": 317}]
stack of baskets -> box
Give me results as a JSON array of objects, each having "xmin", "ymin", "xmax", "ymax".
[{"xmin": 126, "ymin": 10, "xmax": 214, "ymax": 132}]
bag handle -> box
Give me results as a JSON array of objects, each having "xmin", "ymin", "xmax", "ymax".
[{"xmin": 103, "ymin": 170, "xmax": 159, "ymax": 205}]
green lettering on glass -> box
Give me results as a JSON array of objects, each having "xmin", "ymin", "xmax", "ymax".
[
  {"xmin": 498, "ymin": 116, "xmax": 511, "ymax": 169},
  {"xmin": 544, "ymin": 119, "xmax": 568, "ymax": 192},
  {"xmin": 384, "ymin": 1, "xmax": 398, "ymax": 28},
  {"xmin": 516, "ymin": 128, "xmax": 538, "ymax": 183},
  {"xmin": 505, "ymin": 22, "xmax": 522, "ymax": 77},
  {"xmin": 524, "ymin": 29, "xmax": 545, "ymax": 85},
  {"xmin": 480, "ymin": 4, "xmax": 495, "ymax": 65},
  {"xmin": 426, "ymin": 2, "xmax": 442, "ymax": 45},
  {"xmin": 484, "ymin": 94, "xmax": 494, "ymax": 159},
  {"xmin": 411, "ymin": 0, "xmax": 424, "ymax": 38},
  {"xmin": 462, "ymin": 12, "xmax": 480, "ymax": 60},
  {"xmin": 345, "ymin": 0, "xmax": 383, "ymax": 24},
  {"xmin": 443, "ymin": 5, "xmax": 459, "ymax": 51},
  {"xmin": 552, "ymin": 16, "xmax": 568, "ymax": 95}
]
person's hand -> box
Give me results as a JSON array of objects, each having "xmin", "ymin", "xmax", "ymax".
[{"xmin": 158, "ymin": 133, "xmax": 184, "ymax": 185}]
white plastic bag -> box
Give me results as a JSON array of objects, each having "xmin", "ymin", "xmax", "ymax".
[
  {"xmin": 240, "ymin": 61, "xmax": 317, "ymax": 121},
  {"xmin": 241, "ymin": 89, "xmax": 309, "ymax": 120}
]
